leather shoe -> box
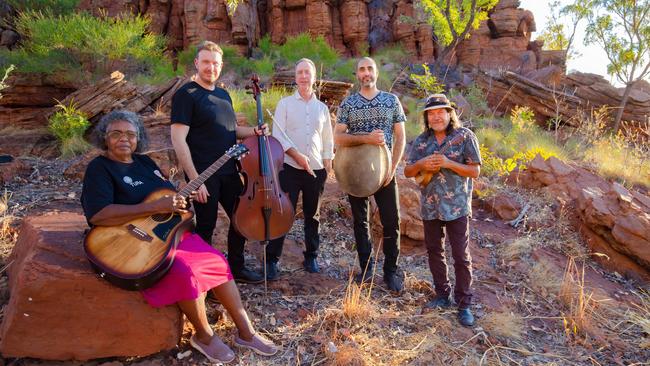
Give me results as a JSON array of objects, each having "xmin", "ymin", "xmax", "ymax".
[
  {"xmin": 424, "ymin": 295, "xmax": 453, "ymax": 309},
  {"xmin": 265, "ymin": 261, "xmax": 280, "ymax": 281},
  {"xmin": 303, "ymin": 257, "xmax": 320, "ymax": 273},
  {"xmin": 233, "ymin": 267, "xmax": 264, "ymax": 284},
  {"xmin": 458, "ymin": 308, "xmax": 475, "ymax": 327},
  {"xmin": 384, "ymin": 271, "xmax": 404, "ymax": 293},
  {"xmin": 355, "ymin": 262, "xmax": 374, "ymax": 284}
]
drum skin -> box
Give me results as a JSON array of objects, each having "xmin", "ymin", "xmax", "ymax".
[{"xmin": 333, "ymin": 144, "xmax": 391, "ymax": 197}]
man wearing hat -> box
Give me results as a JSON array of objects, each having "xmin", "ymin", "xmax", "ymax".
[{"xmin": 404, "ymin": 93, "xmax": 482, "ymax": 326}]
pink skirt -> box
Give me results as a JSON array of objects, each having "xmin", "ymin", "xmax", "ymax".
[{"xmin": 142, "ymin": 232, "xmax": 234, "ymax": 307}]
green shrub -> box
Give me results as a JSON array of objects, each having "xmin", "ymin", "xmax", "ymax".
[
  {"xmin": 0, "ymin": 65, "xmax": 15, "ymax": 100},
  {"xmin": 48, "ymin": 100, "xmax": 91, "ymax": 157},
  {"xmin": 328, "ymin": 58, "xmax": 357, "ymax": 83},
  {"xmin": 222, "ymin": 45, "xmax": 252, "ymax": 76},
  {"xmin": 1, "ymin": 11, "xmax": 175, "ymax": 83},
  {"xmin": 230, "ymin": 87, "xmax": 291, "ymax": 127},
  {"xmin": 7, "ymin": 0, "xmax": 79, "ymax": 15},
  {"xmin": 409, "ymin": 64, "xmax": 444, "ymax": 97},
  {"xmin": 277, "ymin": 33, "xmax": 339, "ymax": 73},
  {"xmin": 403, "ymin": 96, "xmax": 424, "ymax": 140}
]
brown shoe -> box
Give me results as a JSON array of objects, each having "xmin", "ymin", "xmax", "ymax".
[
  {"xmin": 234, "ymin": 332, "xmax": 278, "ymax": 356},
  {"xmin": 190, "ymin": 334, "xmax": 236, "ymax": 363}
]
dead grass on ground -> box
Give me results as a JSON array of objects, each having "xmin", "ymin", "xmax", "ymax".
[
  {"xmin": 559, "ymin": 257, "xmax": 598, "ymax": 341},
  {"xmin": 482, "ymin": 311, "xmax": 525, "ymax": 341}
]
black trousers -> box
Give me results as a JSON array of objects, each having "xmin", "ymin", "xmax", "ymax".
[
  {"xmin": 192, "ymin": 172, "xmax": 248, "ymax": 273},
  {"xmin": 266, "ymin": 164, "xmax": 328, "ymax": 263},
  {"xmin": 423, "ymin": 216, "xmax": 473, "ymax": 308},
  {"xmin": 348, "ymin": 177, "xmax": 400, "ymax": 274}
]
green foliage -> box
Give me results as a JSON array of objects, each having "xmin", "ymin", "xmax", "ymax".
[
  {"xmin": 277, "ymin": 33, "xmax": 339, "ymax": 71},
  {"xmin": 583, "ymin": 0, "xmax": 650, "ymax": 89},
  {"xmin": 7, "ymin": 0, "xmax": 79, "ymax": 16},
  {"xmin": 176, "ymin": 48, "xmax": 196, "ymax": 75},
  {"xmin": 418, "ymin": 0, "xmax": 498, "ymax": 47},
  {"xmin": 0, "ymin": 65, "xmax": 16, "ymax": 100},
  {"xmin": 0, "ymin": 11, "xmax": 175, "ymax": 83},
  {"xmin": 48, "ymin": 99, "xmax": 91, "ymax": 157},
  {"xmin": 409, "ymin": 64, "xmax": 444, "ymax": 97},
  {"xmin": 403, "ymin": 96, "xmax": 424, "ymax": 140},
  {"xmin": 510, "ymin": 105, "xmax": 536, "ymax": 131},
  {"xmin": 258, "ymin": 35, "xmax": 273, "ymax": 55},
  {"xmin": 448, "ymin": 84, "xmax": 489, "ymax": 121},
  {"xmin": 373, "ymin": 45, "xmax": 408, "ymax": 91},
  {"xmin": 221, "ymin": 45, "xmax": 252, "ymax": 76},
  {"xmin": 230, "ymin": 87, "xmax": 291, "ymax": 127},
  {"xmin": 537, "ymin": 0, "xmax": 590, "ymax": 60},
  {"xmin": 328, "ymin": 58, "xmax": 357, "ymax": 83}
]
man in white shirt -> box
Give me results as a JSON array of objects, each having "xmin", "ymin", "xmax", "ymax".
[{"xmin": 265, "ymin": 58, "xmax": 334, "ymax": 279}]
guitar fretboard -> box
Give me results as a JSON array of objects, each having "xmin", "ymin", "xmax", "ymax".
[{"xmin": 178, "ymin": 154, "xmax": 231, "ymax": 197}]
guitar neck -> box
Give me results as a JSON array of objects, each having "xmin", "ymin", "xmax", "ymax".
[{"xmin": 178, "ymin": 154, "xmax": 231, "ymax": 197}]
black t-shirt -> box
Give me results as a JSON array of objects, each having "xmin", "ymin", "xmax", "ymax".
[
  {"xmin": 80, "ymin": 154, "xmax": 175, "ymax": 224},
  {"xmin": 171, "ymin": 81, "xmax": 237, "ymax": 175}
]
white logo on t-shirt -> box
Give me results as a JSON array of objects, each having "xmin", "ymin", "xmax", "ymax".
[
  {"xmin": 123, "ymin": 175, "xmax": 143, "ymax": 187},
  {"xmin": 154, "ymin": 170, "xmax": 166, "ymax": 181}
]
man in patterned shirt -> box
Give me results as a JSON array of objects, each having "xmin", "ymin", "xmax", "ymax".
[
  {"xmin": 335, "ymin": 57, "xmax": 406, "ymax": 293},
  {"xmin": 404, "ymin": 94, "xmax": 481, "ymax": 327}
]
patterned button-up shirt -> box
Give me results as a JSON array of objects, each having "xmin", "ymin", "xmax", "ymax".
[
  {"xmin": 407, "ymin": 127, "xmax": 482, "ymax": 221},
  {"xmin": 336, "ymin": 91, "xmax": 406, "ymax": 149}
]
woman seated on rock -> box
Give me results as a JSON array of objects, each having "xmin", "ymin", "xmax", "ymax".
[{"xmin": 80, "ymin": 109, "xmax": 277, "ymax": 363}]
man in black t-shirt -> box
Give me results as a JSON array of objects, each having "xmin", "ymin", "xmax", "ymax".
[{"xmin": 171, "ymin": 41, "xmax": 264, "ymax": 283}]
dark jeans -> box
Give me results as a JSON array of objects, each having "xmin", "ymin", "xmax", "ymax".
[
  {"xmin": 423, "ymin": 215, "xmax": 473, "ymax": 308},
  {"xmin": 348, "ymin": 177, "xmax": 400, "ymax": 274},
  {"xmin": 192, "ymin": 172, "xmax": 248, "ymax": 273},
  {"xmin": 266, "ymin": 164, "xmax": 328, "ymax": 263}
]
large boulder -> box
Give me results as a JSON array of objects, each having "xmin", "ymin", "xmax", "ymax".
[
  {"xmin": 0, "ymin": 213, "xmax": 183, "ymax": 360},
  {"xmin": 512, "ymin": 155, "xmax": 650, "ymax": 282}
]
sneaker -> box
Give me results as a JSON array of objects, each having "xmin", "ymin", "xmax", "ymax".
[
  {"xmin": 234, "ymin": 333, "xmax": 278, "ymax": 356},
  {"xmin": 355, "ymin": 262, "xmax": 374, "ymax": 284},
  {"xmin": 233, "ymin": 267, "xmax": 264, "ymax": 284},
  {"xmin": 383, "ymin": 271, "xmax": 404, "ymax": 293},
  {"xmin": 458, "ymin": 308, "xmax": 475, "ymax": 327},
  {"xmin": 265, "ymin": 261, "xmax": 281, "ymax": 281},
  {"xmin": 190, "ymin": 334, "xmax": 236, "ymax": 363},
  {"xmin": 424, "ymin": 295, "xmax": 453, "ymax": 309},
  {"xmin": 303, "ymin": 257, "xmax": 320, "ymax": 273}
]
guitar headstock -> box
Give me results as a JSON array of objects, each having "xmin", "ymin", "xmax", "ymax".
[{"xmin": 225, "ymin": 144, "xmax": 249, "ymax": 160}]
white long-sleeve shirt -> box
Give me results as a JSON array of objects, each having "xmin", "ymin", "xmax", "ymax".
[{"xmin": 271, "ymin": 91, "xmax": 334, "ymax": 171}]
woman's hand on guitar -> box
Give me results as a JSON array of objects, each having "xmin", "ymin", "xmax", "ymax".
[{"xmin": 194, "ymin": 184, "xmax": 210, "ymax": 203}]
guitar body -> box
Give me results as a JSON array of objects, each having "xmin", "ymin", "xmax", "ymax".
[
  {"xmin": 83, "ymin": 188, "xmax": 194, "ymax": 291},
  {"xmin": 415, "ymin": 171, "xmax": 434, "ymax": 187}
]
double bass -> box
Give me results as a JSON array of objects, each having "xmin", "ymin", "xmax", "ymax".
[{"xmin": 233, "ymin": 75, "xmax": 294, "ymax": 243}]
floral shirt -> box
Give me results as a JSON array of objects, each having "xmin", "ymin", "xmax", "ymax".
[{"xmin": 407, "ymin": 127, "xmax": 482, "ymax": 221}]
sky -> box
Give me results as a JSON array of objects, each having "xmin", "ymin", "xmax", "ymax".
[{"xmin": 519, "ymin": 0, "xmax": 622, "ymax": 86}]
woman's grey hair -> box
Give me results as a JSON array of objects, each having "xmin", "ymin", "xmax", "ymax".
[{"xmin": 92, "ymin": 110, "xmax": 149, "ymax": 153}]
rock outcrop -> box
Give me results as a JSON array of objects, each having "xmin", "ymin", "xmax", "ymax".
[
  {"xmin": 0, "ymin": 213, "xmax": 183, "ymax": 360},
  {"xmin": 73, "ymin": 0, "xmax": 553, "ymax": 71},
  {"xmin": 511, "ymin": 155, "xmax": 650, "ymax": 282}
]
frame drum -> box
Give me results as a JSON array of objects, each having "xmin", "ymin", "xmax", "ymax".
[{"xmin": 333, "ymin": 144, "xmax": 391, "ymax": 197}]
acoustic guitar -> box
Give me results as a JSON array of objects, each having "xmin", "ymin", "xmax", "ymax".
[
  {"xmin": 415, "ymin": 133, "xmax": 465, "ymax": 188},
  {"xmin": 83, "ymin": 144, "xmax": 249, "ymax": 291}
]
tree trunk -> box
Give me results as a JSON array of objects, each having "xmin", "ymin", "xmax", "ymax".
[{"xmin": 613, "ymin": 81, "xmax": 636, "ymax": 132}]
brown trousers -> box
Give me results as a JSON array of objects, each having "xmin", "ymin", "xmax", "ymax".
[{"xmin": 423, "ymin": 215, "xmax": 473, "ymax": 308}]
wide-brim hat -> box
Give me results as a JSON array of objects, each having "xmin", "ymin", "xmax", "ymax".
[{"xmin": 422, "ymin": 94, "xmax": 454, "ymax": 112}]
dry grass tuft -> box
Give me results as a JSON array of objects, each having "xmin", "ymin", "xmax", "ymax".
[
  {"xmin": 482, "ymin": 311, "xmax": 525, "ymax": 340},
  {"xmin": 0, "ymin": 190, "xmax": 18, "ymax": 259},
  {"xmin": 627, "ymin": 290, "xmax": 650, "ymax": 349},
  {"xmin": 497, "ymin": 237, "xmax": 533, "ymax": 262},
  {"xmin": 342, "ymin": 281, "xmax": 375, "ymax": 321},
  {"xmin": 559, "ymin": 257, "xmax": 597, "ymax": 339},
  {"xmin": 528, "ymin": 258, "xmax": 562, "ymax": 297},
  {"xmin": 328, "ymin": 343, "xmax": 367, "ymax": 366}
]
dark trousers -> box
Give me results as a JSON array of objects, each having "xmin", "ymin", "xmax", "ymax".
[
  {"xmin": 348, "ymin": 177, "xmax": 400, "ymax": 274},
  {"xmin": 423, "ymin": 215, "xmax": 473, "ymax": 308},
  {"xmin": 192, "ymin": 173, "xmax": 248, "ymax": 273},
  {"xmin": 266, "ymin": 164, "xmax": 327, "ymax": 263}
]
